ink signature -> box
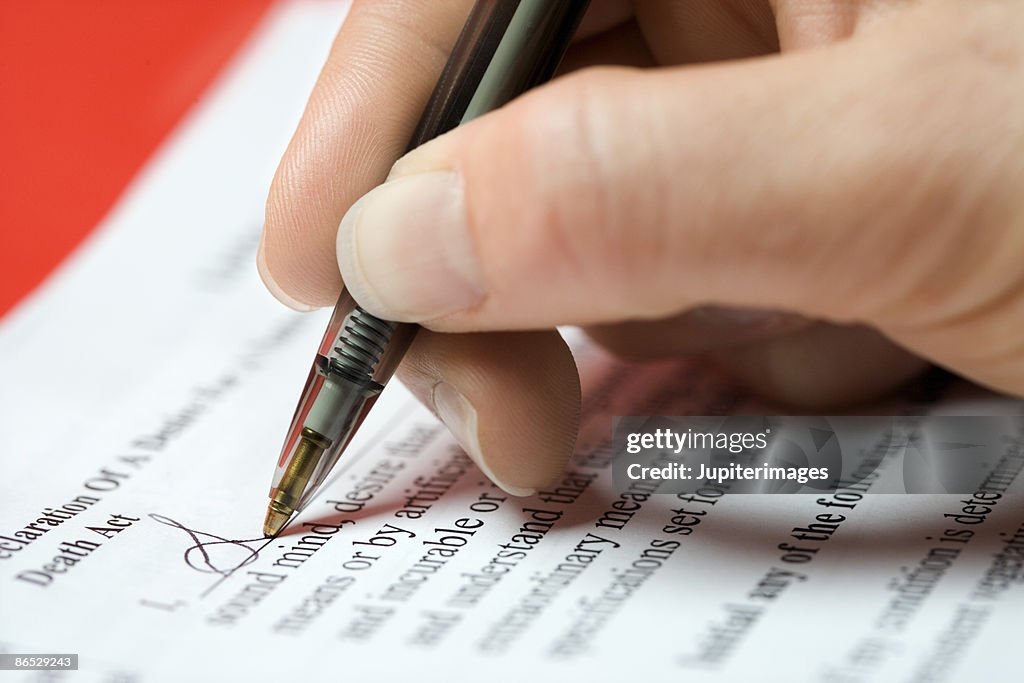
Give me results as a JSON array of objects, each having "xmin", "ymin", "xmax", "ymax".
[{"xmin": 148, "ymin": 513, "xmax": 266, "ymax": 577}]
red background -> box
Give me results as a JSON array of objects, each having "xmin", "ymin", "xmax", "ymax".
[{"xmin": 0, "ymin": 0, "xmax": 275, "ymax": 317}]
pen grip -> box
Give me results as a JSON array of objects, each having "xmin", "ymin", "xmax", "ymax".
[{"xmin": 325, "ymin": 0, "xmax": 590, "ymax": 386}]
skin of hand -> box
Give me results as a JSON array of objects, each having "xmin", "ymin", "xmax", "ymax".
[{"xmin": 258, "ymin": 0, "xmax": 1024, "ymax": 496}]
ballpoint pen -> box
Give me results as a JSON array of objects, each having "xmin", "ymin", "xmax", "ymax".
[{"xmin": 262, "ymin": 0, "xmax": 591, "ymax": 536}]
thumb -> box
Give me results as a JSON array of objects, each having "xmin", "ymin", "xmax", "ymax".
[{"xmin": 336, "ymin": 5, "xmax": 1019, "ymax": 339}]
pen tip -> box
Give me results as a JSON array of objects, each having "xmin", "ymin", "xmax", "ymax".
[{"xmin": 262, "ymin": 503, "xmax": 291, "ymax": 537}]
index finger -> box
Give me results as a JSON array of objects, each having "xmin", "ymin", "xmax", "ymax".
[
  {"xmin": 259, "ymin": 0, "xmax": 474, "ymax": 309},
  {"xmin": 259, "ymin": 0, "xmax": 637, "ymax": 310}
]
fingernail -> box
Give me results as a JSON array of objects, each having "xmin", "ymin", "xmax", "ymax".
[
  {"xmin": 256, "ymin": 233, "xmax": 318, "ymax": 312},
  {"xmin": 336, "ymin": 171, "xmax": 485, "ymax": 322},
  {"xmin": 431, "ymin": 382, "xmax": 534, "ymax": 497}
]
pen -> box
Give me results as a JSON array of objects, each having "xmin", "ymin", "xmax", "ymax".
[{"xmin": 262, "ymin": 0, "xmax": 590, "ymax": 536}]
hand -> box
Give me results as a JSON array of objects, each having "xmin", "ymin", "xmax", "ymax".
[{"xmin": 258, "ymin": 0, "xmax": 1024, "ymax": 495}]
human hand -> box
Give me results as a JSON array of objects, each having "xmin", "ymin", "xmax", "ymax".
[{"xmin": 259, "ymin": 0, "xmax": 1024, "ymax": 495}]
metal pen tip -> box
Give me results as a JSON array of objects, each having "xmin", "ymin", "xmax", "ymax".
[{"xmin": 262, "ymin": 501, "xmax": 293, "ymax": 537}]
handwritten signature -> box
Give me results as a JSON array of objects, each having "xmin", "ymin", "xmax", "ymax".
[{"xmin": 148, "ymin": 513, "xmax": 266, "ymax": 577}]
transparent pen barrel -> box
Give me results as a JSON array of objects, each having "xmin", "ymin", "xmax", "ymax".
[{"xmin": 268, "ymin": 289, "xmax": 417, "ymax": 511}]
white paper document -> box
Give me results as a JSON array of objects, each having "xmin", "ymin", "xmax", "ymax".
[{"xmin": 2, "ymin": 3, "xmax": 1022, "ymax": 681}]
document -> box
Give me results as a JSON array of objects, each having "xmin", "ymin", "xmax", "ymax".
[{"xmin": 2, "ymin": 3, "xmax": 1022, "ymax": 681}]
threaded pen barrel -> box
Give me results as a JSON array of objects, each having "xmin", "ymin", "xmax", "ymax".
[{"xmin": 329, "ymin": 306, "xmax": 397, "ymax": 381}]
